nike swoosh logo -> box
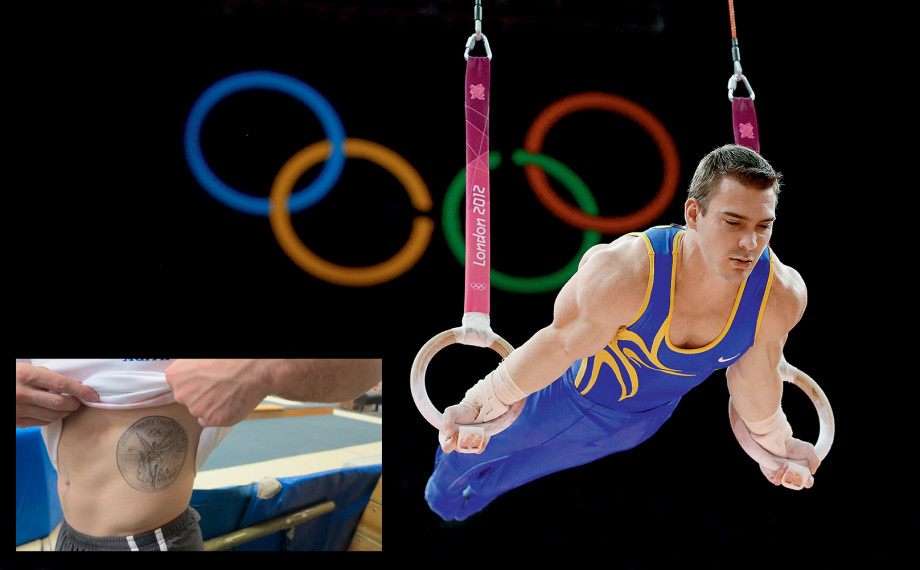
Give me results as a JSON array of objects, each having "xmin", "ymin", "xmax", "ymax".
[{"xmin": 718, "ymin": 353, "xmax": 741, "ymax": 363}]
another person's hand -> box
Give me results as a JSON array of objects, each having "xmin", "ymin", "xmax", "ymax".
[
  {"xmin": 166, "ymin": 359, "xmax": 271, "ymax": 428},
  {"xmin": 16, "ymin": 362, "xmax": 99, "ymax": 428},
  {"xmin": 167, "ymin": 359, "xmax": 382, "ymax": 428}
]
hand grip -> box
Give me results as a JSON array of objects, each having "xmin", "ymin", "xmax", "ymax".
[
  {"xmin": 728, "ymin": 367, "xmax": 835, "ymax": 489},
  {"xmin": 410, "ymin": 326, "xmax": 524, "ymax": 437}
]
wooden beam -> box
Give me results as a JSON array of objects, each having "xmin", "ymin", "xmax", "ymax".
[
  {"xmin": 347, "ymin": 476, "xmax": 382, "ymax": 551},
  {"xmin": 203, "ymin": 500, "xmax": 335, "ymax": 551}
]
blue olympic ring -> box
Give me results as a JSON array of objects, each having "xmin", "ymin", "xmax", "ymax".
[{"xmin": 183, "ymin": 70, "xmax": 347, "ymax": 216}]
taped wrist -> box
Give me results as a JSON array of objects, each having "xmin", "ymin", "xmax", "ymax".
[
  {"xmin": 742, "ymin": 406, "xmax": 793, "ymax": 457},
  {"xmin": 461, "ymin": 361, "xmax": 528, "ymax": 420}
]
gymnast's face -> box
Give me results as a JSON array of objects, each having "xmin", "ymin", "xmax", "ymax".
[{"xmin": 686, "ymin": 176, "xmax": 776, "ymax": 283}]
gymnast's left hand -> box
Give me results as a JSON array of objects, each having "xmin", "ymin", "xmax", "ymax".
[{"xmin": 762, "ymin": 437, "xmax": 821, "ymax": 489}]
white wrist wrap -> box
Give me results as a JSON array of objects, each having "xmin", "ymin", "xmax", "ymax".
[
  {"xmin": 742, "ymin": 407, "xmax": 793, "ymax": 457},
  {"xmin": 461, "ymin": 361, "xmax": 528, "ymax": 421}
]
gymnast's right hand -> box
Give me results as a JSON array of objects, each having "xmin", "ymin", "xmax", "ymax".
[
  {"xmin": 16, "ymin": 362, "xmax": 99, "ymax": 428},
  {"xmin": 439, "ymin": 361, "xmax": 528, "ymax": 454},
  {"xmin": 439, "ymin": 401, "xmax": 492, "ymax": 454}
]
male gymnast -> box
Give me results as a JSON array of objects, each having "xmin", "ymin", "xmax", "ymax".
[{"xmin": 425, "ymin": 144, "xmax": 822, "ymax": 521}]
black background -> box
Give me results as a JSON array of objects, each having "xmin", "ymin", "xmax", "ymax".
[{"xmin": 12, "ymin": 0, "xmax": 907, "ymax": 564}]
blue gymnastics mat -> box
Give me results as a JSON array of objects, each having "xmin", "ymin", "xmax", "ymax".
[{"xmin": 200, "ymin": 412, "xmax": 381, "ymax": 471}]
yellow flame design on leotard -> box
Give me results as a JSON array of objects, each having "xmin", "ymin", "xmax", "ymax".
[
  {"xmin": 574, "ymin": 324, "xmax": 694, "ymax": 401},
  {"xmin": 572, "ymin": 228, "xmax": 774, "ymax": 402}
]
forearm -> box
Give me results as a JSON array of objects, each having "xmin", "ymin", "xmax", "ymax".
[
  {"xmin": 725, "ymin": 354, "xmax": 784, "ymax": 423},
  {"xmin": 266, "ymin": 359, "xmax": 381, "ymax": 403},
  {"xmin": 728, "ymin": 375, "xmax": 781, "ymax": 422},
  {"xmin": 476, "ymin": 241, "xmax": 635, "ymax": 402},
  {"xmin": 503, "ymin": 324, "xmax": 592, "ymax": 395},
  {"xmin": 726, "ymin": 354, "xmax": 792, "ymax": 458}
]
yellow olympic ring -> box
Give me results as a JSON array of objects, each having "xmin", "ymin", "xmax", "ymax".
[{"xmin": 269, "ymin": 138, "xmax": 435, "ymax": 287}]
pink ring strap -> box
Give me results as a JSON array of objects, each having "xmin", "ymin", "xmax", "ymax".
[
  {"xmin": 409, "ymin": 54, "xmax": 525, "ymax": 436},
  {"xmin": 464, "ymin": 56, "xmax": 491, "ymax": 315},
  {"xmin": 731, "ymin": 96, "xmax": 760, "ymax": 153}
]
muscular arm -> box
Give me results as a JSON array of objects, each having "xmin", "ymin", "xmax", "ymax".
[
  {"xmin": 725, "ymin": 258, "xmax": 820, "ymax": 485},
  {"xmin": 266, "ymin": 359, "xmax": 381, "ymax": 403},
  {"xmin": 506, "ymin": 236, "xmax": 652, "ymax": 393},
  {"xmin": 724, "ymin": 334, "xmax": 787, "ymax": 424},
  {"xmin": 726, "ymin": 259, "xmax": 806, "ymax": 422},
  {"xmin": 505, "ymin": 254, "xmax": 647, "ymax": 394},
  {"xmin": 440, "ymin": 236, "xmax": 650, "ymax": 452},
  {"xmin": 166, "ymin": 359, "xmax": 381, "ymax": 427}
]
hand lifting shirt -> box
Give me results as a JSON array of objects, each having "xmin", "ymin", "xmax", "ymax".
[{"xmin": 20, "ymin": 359, "xmax": 231, "ymax": 472}]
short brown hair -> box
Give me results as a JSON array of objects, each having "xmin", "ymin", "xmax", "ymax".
[{"xmin": 687, "ymin": 144, "xmax": 782, "ymax": 213}]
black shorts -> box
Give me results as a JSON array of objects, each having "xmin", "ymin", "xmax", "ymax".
[{"xmin": 55, "ymin": 507, "xmax": 204, "ymax": 551}]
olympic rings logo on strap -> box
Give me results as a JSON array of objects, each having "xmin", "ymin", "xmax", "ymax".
[{"xmin": 183, "ymin": 71, "xmax": 680, "ymax": 292}]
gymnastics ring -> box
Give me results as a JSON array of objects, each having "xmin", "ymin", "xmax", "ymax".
[
  {"xmin": 728, "ymin": 365, "xmax": 835, "ymax": 490},
  {"xmin": 523, "ymin": 92, "xmax": 680, "ymax": 234},
  {"xmin": 269, "ymin": 138, "xmax": 434, "ymax": 287},
  {"xmin": 410, "ymin": 316, "xmax": 525, "ymax": 451}
]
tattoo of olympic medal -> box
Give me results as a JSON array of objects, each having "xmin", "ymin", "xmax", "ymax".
[{"xmin": 116, "ymin": 416, "xmax": 188, "ymax": 492}]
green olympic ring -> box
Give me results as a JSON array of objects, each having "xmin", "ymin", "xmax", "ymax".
[{"xmin": 442, "ymin": 149, "xmax": 602, "ymax": 294}]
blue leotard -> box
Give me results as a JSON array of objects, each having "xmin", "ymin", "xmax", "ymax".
[
  {"xmin": 425, "ymin": 226, "xmax": 774, "ymax": 520},
  {"xmin": 572, "ymin": 225, "xmax": 773, "ymax": 410}
]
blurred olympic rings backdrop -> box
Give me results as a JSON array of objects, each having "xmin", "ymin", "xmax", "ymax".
[{"xmin": 183, "ymin": 70, "xmax": 680, "ymax": 293}]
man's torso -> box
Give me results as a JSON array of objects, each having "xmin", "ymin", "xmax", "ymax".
[
  {"xmin": 57, "ymin": 402, "xmax": 203, "ymax": 537},
  {"xmin": 569, "ymin": 226, "xmax": 773, "ymax": 410}
]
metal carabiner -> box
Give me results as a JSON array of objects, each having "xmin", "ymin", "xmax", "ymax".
[
  {"xmin": 464, "ymin": 32, "xmax": 492, "ymax": 60},
  {"xmin": 728, "ymin": 36, "xmax": 754, "ymax": 101},
  {"xmin": 464, "ymin": 0, "xmax": 492, "ymax": 60},
  {"xmin": 727, "ymin": 73, "xmax": 755, "ymax": 101}
]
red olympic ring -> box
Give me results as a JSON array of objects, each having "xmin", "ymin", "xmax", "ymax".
[{"xmin": 523, "ymin": 92, "xmax": 681, "ymax": 234}]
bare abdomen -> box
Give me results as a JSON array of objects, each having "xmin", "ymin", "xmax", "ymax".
[{"xmin": 57, "ymin": 402, "xmax": 203, "ymax": 537}]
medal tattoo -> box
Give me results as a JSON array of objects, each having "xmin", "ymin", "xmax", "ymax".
[{"xmin": 116, "ymin": 416, "xmax": 188, "ymax": 492}]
